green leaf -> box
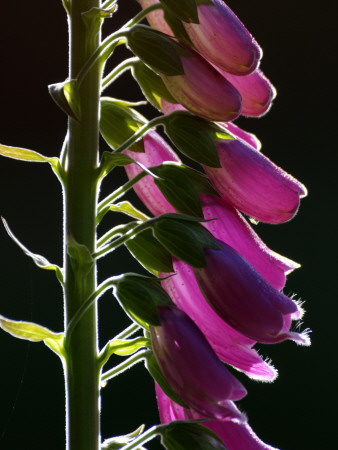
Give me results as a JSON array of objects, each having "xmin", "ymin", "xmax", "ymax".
[
  {"xmin": 102, "ymin": 425, "xmax": 145, "ymax": 450},
  {"xmin": 0, "ymin": 315, "xmax": 65, "ymax": 358},
  {"xmin": 49, "ymin": 79, "xmax": 81, "ymax": 121},
  {"xmin": 108, "ymin": 201, "xmax": 149, "ymax": 221},
  {"xmin": 145, "ymin": 352, "xmax": 187, "ymax": 407},
  {"xmin": 132, "ymin": 60, "xmax": 178, "ymax": 110},
  {"xmin": 162, "ymin": 8, "xmax": 193, "ymax": 45},
  {"xmin": 153, "ymin": 217, "xmax": 220, "ymax": 267},
  {"xmin": 164, "ymin": 112, "xmax": 233, "ymax": 167},
  {"xmin": 127, "ymin": 25, "xmax": 187, "ymax": 76},
  {"xmin": 100, "ymin": 337, "xmax": 151, "ymax": 367},
  {"xmin": 160, "ymin": 422, "xmax": 228, "ymax": 450},
  {"xmin": 113, "ymin": 274, "xmax": 173, "ymax": 329},
  {"xmin": 154, "ymin": 167, "xmax": 202, "ymax": 217},
  {"xmin": 126, "ymin": 229, "xmax": 174, "ymax": 274},
  {"xmin": 160, "ymin": 0, "xmax": 199, "ymax": 23},
  {"xmin": 100, "ymin": 98, "xmax": 146, "ymax": 153},
  {"xmin": 2, "ymin": 218, "xmax": 64, "ymax": 283},
  {"xmin": 152, "ymin": 163, "xmax": 217, "ymax": 217}
]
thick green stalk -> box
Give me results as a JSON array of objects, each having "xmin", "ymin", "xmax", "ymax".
[{"xmin": 64, "ymin": 1, "xmax": 101, "ymax": 449}]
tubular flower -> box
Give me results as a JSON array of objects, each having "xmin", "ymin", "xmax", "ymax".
[
  {"xmin": 194, "ymin": 239, "xmax": 310, "ymax": 345},
  {"xmin": 216, "ymin": 68, "xmax": 277, "ymax": 117},
  {"xmin": 124, "ymin": 130, "xmax": 179, "ymax": 216},
  {"xmin": 203, "ymin": 137, "xmax": 307, "ymax": 224},
  {"xmin": 150, "ymin": 305, "xmax": 247, "ymax": 420},
  {"xmin": 159, "ymin": 48, "xmax": 242, "ymax": 121},
  {"xmin": 183, "ymin": 0, "xmax": 262, "ymax": 75},
  {"xmin": 201, "ymin": 195, "xmax": 299, "ymax": 291},
  {"xmin": 160, "ymin": 260, "xmax": 277, "ymax": 381},
  {"xmin": 156, "ymin": 385, "xmax": 279, "ymax": 450}
]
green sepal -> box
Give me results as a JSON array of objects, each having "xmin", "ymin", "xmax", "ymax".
[
  {"xmin": 101, "ymin": 425, "xmax": 145, "ymax": 449},
  {"xmin": 2, "ymin": 218, "xmax": 64, "ymax": 284},
  {"xmin": 164, "ymin": 111, "xmax": 233, "ymax": 167},
  {"xmin": 127, "ymin": 25, "xmax": 188, "ymax": 76},
  {"xmin": 152, "ymin": 162, "xmax": 217, "ymax": 217},
  {"xmin": 100, "ymin": 97, "xmax": 146, "ymax": 153},
  {"xmin": 113, "ymin": 274, "xmax": 173, "ymax": 329},
  {"xmin": 0, "ymin": 315, "xmax": 65, "ymax": 359},
  {"xmin": 160, "ymin": 422, "xmax": 228, "ymax": 450},
  {"xmin": 153, "ymin": 215, "xmax": 220, "ymax": 268},
  {"xmin": 99, "ymin": 152, "xmax": 135, "ymax": 178},
  {"xmin": 67, "ymin": 234, "xmax": 94, "ymax": 276},
  {"xmin": 132, "ymin": 60, "xmax": 178, "ymax": 110},
  {"xmin": 145, "ymin": 352, "xmax": 188, "ymax": 407},
  {"xmin": 49, "ymin": 79, "xmax": 81, "ymax": 121},
  {"xmin": 160, "ymin": 0, "xmax": 199, "ymax": 24},
  {"xmin": 126, "ymin": 228, "xmax": 174, "ymax": 275},
  {"xmin": 162, "ymin": 8, "xmax": 193, "ymax": 46}
]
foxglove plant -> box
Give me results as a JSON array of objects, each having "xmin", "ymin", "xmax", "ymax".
[{"xmin": 0, "ymin": 1, "xmax": 310, "ymax": 450}]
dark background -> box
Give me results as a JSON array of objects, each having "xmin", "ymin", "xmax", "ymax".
[{"xmin": 0, "ymin": 1, "xmax": 336, "ymax": 449}]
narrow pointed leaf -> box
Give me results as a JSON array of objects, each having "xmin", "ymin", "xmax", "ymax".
[
  {"xmin": 161, "ymin": 422, "xmax": 227, "ymax": 450},
  {"xmin": 108, "ymin": 201, "xmax": 149, "ymax": 221},
  {"xmin": 2, "ymin": 218, "xmax": 63, "ymax": 282},
  {"xmin": 102, "ymin": 425, "xmax": 145, "ymax": 449},
  {"xmin": 49, "ymin": 79, "xmax": 81, "ymax": 121}
]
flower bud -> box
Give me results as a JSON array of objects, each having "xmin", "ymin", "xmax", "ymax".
[
  {"xmin": 218, "ymin": 68, "xmax": 277, "ymax": 117},
  {"xmin": 203, "ymin": 138, "xmax": 307, "ymax": 224},
  {"xmin": 160, "ymin": 49, "xmax": 242, "ymax": 121},
  {"xmin": 139, "ymin": 0, "xmax": 174, "ymax": 36},
  {"xmin": 183, "ymin": 0, "xmax": 262, "ymax": 75},
  {"xmin": 150, "ymin": 305, "xmax": 247, "ymax": 420},
  {"xmin": 194, "ymin": 240, "xmax": 310, "ymax": 345}
]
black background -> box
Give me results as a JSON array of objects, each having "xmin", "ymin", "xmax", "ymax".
[{"xmin": 0, "ymin": 1, "xmax": 337, "ymax": 449}]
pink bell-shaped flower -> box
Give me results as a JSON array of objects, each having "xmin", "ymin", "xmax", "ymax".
[
  {"xmin": 183, "ymin": 0, "xmax": 262, "ymax": 75},
  {"xmin": 204, "ymin": 138, "xmax": 307, "ymax": 224},
  {"xmin": 150, "ymin": 305, "xmax": 247, "ymax": 420},
  {"xmin": 160, "ymin": 48, "xmax": 242, "ymax": 121},
  {"xmin": 194, "ymin": 240, "xmax": 310, "ymax": 345}
]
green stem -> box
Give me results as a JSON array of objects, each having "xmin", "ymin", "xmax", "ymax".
[
  {"xmin": 102, "ymin": 57, "xmax": 138, "ymax": 90},
  {"xmin": 120, "ymin": 425, "xmax": 163, "ymax": 450},
  {"xmin": 113, "ymin": 115, "xmax": 168, "ymax": 153},
  {"xmin": 97, "ymin": 222, "xmax": 139, "ymax": 247},
  {"xmin": 123, "ymin": 3, "xmax": 164, "ymax": 28},
  {"xmin": 101, "ymin": 349, "xmax": 150, "ymax": 385},
  {"xmin": 64, "ymin": 1, "xmax": 101, "ymax": 449},
  {"xmin": 94, "ymin": 220, "xmax": 152, "ymax": 259},
  {"xmin": 113, "ymin": 322, "xmax": 140, "ymax": 340}
]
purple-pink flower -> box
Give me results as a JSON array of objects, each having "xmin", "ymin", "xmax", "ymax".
[
  {"xmin": 160, "ymin": 260, "xmax": 277, "ymax": 381},
  {"xmin": 183, "ymin": 0, "xmax": 262, "ymax": 75},
  {"xmin": 194, "ymin": 239, "xmax": 310, "ymax": 345},
  {"xmin": 216, "ymin": 68, "xmax": 277, "ymax": 117},
  {"xmin": 156, "ymin": 385, "xmax": 279, "ymax": 450},
  {"xmin": 203, "ymin": 137, "xmax": 307, "ymax": 224},
  {"xmin": 150, "ymin": 305, "xmax": 247, "ymax": 420},
  {"xmin": 159, "ymin": 47, "xmax": 242, "ymax": 121}
]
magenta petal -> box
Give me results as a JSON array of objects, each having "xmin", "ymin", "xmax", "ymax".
[
  {"xmin": 183, "ymin": 0, "xmax": 262, "ymax": 75},
  {"xmin": 218, "ymin": 68, "xmax": 277, "ymax": 117},
  {"xmin": 124, "ymin": 130, "xmax": 179, "ymax": 215},
  {"xmin": 160, "ymin": 49, "xmax": 242, "ymax": 121},
  {"xmin": 138, "ymin": 0, "xmax": 173, "ymax": 36},
  {"xmin": 201, "ymin": 195, "xmax": 299, "ymax": 290},
  {"xmin": 150, "ymin": 305, "xmax": 247, "ymax": 419},
  {"xmin": 194, "ymin": 240, "xmax": 309, "ymax": 345},
  {"xmin": 161, "ymin": 260, "xmax": 278, "ymax": 381},
  {"xmin": 219, "ymin": 122, "xmax": 262, "ymax": 151},
  {"xmin": 156, "ymin": 385, "xmax": 279, "ymax": 450},
  {"xmin": 204, "ymin": 138, "xmax": 307, "ymax": 224}
]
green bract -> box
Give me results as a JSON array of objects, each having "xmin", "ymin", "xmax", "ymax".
[
  {"xmin": 112, "ymin": 274, "xmax": 173, "ymax": 329},
  {"xmin": 127, "ymin": 25, "xmax": 188, "ymax": 76}
]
